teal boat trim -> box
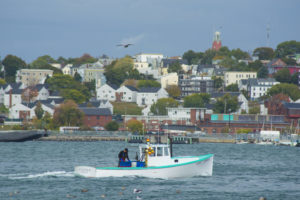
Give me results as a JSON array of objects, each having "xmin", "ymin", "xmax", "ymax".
[{"xmin": 96, "ymin": 154, "xmax": 213, "ymax": 170}]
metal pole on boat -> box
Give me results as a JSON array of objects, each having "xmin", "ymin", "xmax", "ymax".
[{"xmin": 168, "ymin": 135, "xmax": 173, "ymax": 157}]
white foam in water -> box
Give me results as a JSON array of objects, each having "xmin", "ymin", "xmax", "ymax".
[{"xmin": 6, "ymin": 171, "xmax": 75, "ymax": 179}]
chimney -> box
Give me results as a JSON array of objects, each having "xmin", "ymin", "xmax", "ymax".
[{"xmin": 9, "ymin": 89, "xmax": 12, "ymax": 108}]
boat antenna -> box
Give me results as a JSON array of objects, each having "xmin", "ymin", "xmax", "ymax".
[{"xmin": 168, "ymin": 135, "xmax": 173, "ymax": 157}]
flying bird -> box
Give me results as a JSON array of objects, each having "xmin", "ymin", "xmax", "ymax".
[{"xmin": 117, "ymin": 43, "xmax": 133, "ymax": 48}]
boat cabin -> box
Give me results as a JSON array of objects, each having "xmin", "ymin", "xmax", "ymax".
[{"xmin": 138, "ymin": 143, "xmax": 173, "ymax": 167}]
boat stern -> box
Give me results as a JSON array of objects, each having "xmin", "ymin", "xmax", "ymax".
[{"xmin": 74, "ymin": 166, "xmax": 96, "ymax": 178}]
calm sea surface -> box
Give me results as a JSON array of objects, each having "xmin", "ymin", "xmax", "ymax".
[{"xmin": 0, "ymin": 141, "xmax": 299, "ymax": 200}]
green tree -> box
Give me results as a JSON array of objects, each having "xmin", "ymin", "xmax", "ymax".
[
  {"xmin": 167, "ymin": 61, "xmax": 182, "ymax": 73},
  {"xmin": 166, "ymin": 85, "xmax": 181, "ymax": 98},
  {"xmin": 53, "ymin": 100, "xmax": 84, "ymax": 127},
  {"xmin": 61, "ymin": 89, "xmax": 86, "ymax": 104},
  {"xmin": 201, "ymin": 49, "xmax": 217, "ymax": 64},
  {"xmin": 74, "ymin": 72, "xmax": 82, "ymax": 82},
  {"xmin": 217, "ymin": 46, "xmax": 231, "ymax": 57},
  {"xmin": 212, "ymin": 76, "xmax": 223, "ymax": 89},
  {"xmin": 257, "ymin": 66, "xmax": 269, "ymax": 78},
  {"xmin": 46, "ymin": 74, "xmax": 91, "ymax": 101},
  {"xmin": 0, "ymin": 78, "xmax": 6, "ymax": 85},
  {"xmin": 213, "ymin": 93, "xmax": 239, "ymax": 113},
  {"xmin": 34, "ymin": 101, "xmax": 44, "ymax": 119},
  {"xmin": 84, "ymin": 80, "xmax": 96, "ymax": 92},
  {"xmin": 249, "ymin": 106, "xmax": 260, "ymax": 114},
  {"xmin": 150, "ymin": 98, "xmax": 179, "ymax": 115},
  {"xmin": 2, "ymin": 55, "xmax": 27, "ymax": 82},
  {"xmin": 72, "ymin": 53, "xmax": 97, "ymax": 65},
  {"xmin": 225, "ymin": 83, "xmax": 239, "ymax": 92},
  {"xmin": 0, "ymin": 104, "xmax": 9, "ymax": 114},
  {"xmin": 253, "ymin": 47, "xmax": 275, "ymax": 60},
  {"xmin": 282, "ymin": 57, "xmax": 297, "ymax": 65},
  {"xmin": 183, "ymin": 93, "xmax": 210, "ymax": 108},
  {"xmin": 248, "ymin": 60, "xmax": 263, "ymax": 71},
  {"xmin": 105, "ymin": 121, "xmax": 119, "ymax": 131},
  {"xmin": 275, "ymin": 40, "xmax": 300, "ymax": 58},
  {"xmin": 291, "ymin": 72, "xmax": 300, "ymax": 85},
  {"xmin": 104, "ymin": 56, "xmax": 138, "ymax": 86},
  {"xmin": 137, "ymin": 80, "xmax": 161, "ymax": 88},
  {"xmin": 126, "ymin": 119, "xmax": 144, "ymax": 134},
  {"xmin": 182, "ymin": 50, "xmax": 203, "ymax": 65},
  {"xmin": 274, "ymin": 68, "xmax": 291, "ymax": 83},
  {"xmin": 30, "ymin": 55, "xmax": 62, "ymax": 74},
  {"xmin": 230, "ymin": 48, "xmax": 250, "ymax": 60},
  {"xmin": 267, "ymin": 83, "xmax": 300, "ymax": 101}
]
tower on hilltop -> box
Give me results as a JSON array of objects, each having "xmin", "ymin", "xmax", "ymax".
[{"xmin": 212, "ymin": 31, "xmax": 222, "ymax": 51}]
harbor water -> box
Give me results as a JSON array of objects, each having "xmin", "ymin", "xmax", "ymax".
[{"xmin": 0, "ymin": 141, "xmax": 299, "ymax": 200}]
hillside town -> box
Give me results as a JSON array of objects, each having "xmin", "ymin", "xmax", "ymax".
[{"xmin": 1, "ymin": 33, "xmax": 300, "ymax": 136}]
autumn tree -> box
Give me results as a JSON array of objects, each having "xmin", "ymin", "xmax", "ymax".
[
  {"xmin": 126, "ymin": 119, "xmax": 144, "ymax": 134},
  {"xmin": 150, "ymin": 98, "xmax": 179, "ymax": 115},
  {"xmin": 166, "ymin": 85, "xmax": 181, "ymax": 98},
  {"xmin": 53, "ymin": 100, "xmax": 84, "ymax": 127},
  {"xmin": 22, "ymin": 87, "xmax": 39, "ymax": 103}
]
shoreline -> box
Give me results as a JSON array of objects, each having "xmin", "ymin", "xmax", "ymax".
[{"xmin": 37, "ymin": 135, "xmax": 236, "ymax": 143}]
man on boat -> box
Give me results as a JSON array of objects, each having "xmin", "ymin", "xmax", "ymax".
[{"xmin": 118, "ymin": 148, "xmax": 130, "ymax": 167}]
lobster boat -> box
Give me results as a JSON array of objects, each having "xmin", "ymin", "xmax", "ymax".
[{"xmin": 74, "ymin": 139, "xmax": 213, "ymax": 179}]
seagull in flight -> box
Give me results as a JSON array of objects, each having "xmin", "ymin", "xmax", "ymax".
[{"xmin": 117, "ymin": 43, "xmax": 133, "ymax": 48}]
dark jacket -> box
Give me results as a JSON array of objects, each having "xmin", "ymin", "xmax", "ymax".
[{"xmin": 118, "ymin": 150, "xmax": 129, "ymax": 161}]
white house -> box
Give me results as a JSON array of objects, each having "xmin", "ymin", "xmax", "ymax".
[
  {"xmin": 4, "ymin": 88, "xmax": 23, "ymax": 108},
  {"xmin": 35, "ymin": 84, "xmax": 50, "ymax": 100},
  {"xmin": 116, "ymin": 85, "xmax": 139, "ymax": 102},
  {"xmin": 136, "ymin": 87, "xmax": 168, "ymax": 106},
  {"xmin": 160, "ymin": 72, "xmax": 178, "ymax": 88},
  {"xmin": 62, "ymin": 64, "xmax": 73, "ymax": 75},
  {"xmin": 248, "ymin": 78, "xmax": 279, "ymax": 100},
  {"xmin": 9, "ymin": 103, "xmax": 31, "ymax": 120},
  {"xmin": 96, "ymin": 83, "xmax": 118, "ymax": 101}
]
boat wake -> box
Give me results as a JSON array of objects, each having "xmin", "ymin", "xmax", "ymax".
[{"xmin": 0, "ymin": 171, "xmax": 75, "ymax": 180}]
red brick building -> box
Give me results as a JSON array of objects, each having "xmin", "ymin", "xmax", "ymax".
[{"xmin": 80, "ymin": 108, "xmax": 112, "ymax": 128}]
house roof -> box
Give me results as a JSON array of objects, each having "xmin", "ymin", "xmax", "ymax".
[
  {"xmin": 79, "ymin": 107, "xmax": 112, "ymax": 116},
  {"xmin": 40, "ymin": 98, "xmax": 64, "ymax": 104},
  {"xmin": 5, "ymin": 88, "xmax": 23, "ymax": 94},
  {"xmin": 139, "ymin": 87, "xmax": 161, "ymax": 93},
  {"xmin": 35, "ymin": 84, "xmax": 49, "ymax": 91},
  {"xmin": 125, "ymin": 85, "xmax": 139, "ymax": 92},
  {"xmin": 282, "ymin": 102, "xmax": 300, "ymax": 109},
  {"xmin": 107, "ymin": 83, "xmax": 119, "ymax": 90}
]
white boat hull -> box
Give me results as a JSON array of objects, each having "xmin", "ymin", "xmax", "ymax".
[{"xmin": 74, "ymin": 154, "xmax": 213, "ymax": 179}]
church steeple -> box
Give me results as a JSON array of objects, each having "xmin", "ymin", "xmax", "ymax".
[{"xmin": 212, "ymin": 31, "xmax": 222, "ymax": 51}]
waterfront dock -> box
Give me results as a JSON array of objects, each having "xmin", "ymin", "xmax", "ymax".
[{"xmin": 37, "ymin": 131, "xmax": 236, "ymax": 143}]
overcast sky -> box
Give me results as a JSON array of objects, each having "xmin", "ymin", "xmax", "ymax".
[{"xmin": 0, "ymin": 0, "xmax": 299, "ymax": 62}]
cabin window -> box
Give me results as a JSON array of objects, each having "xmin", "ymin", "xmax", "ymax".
[
  {"xmin": 164, "ymin": 147, "xmax": 169, "ymax": 156},
  {"xmin": 156, "ymin": 147, "xmax": 163, "ymax": 156}
]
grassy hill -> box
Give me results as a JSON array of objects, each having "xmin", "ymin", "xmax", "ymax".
[{"xmin": 111, "ymin": 102, "xmax": 143, "ymax": 115}]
